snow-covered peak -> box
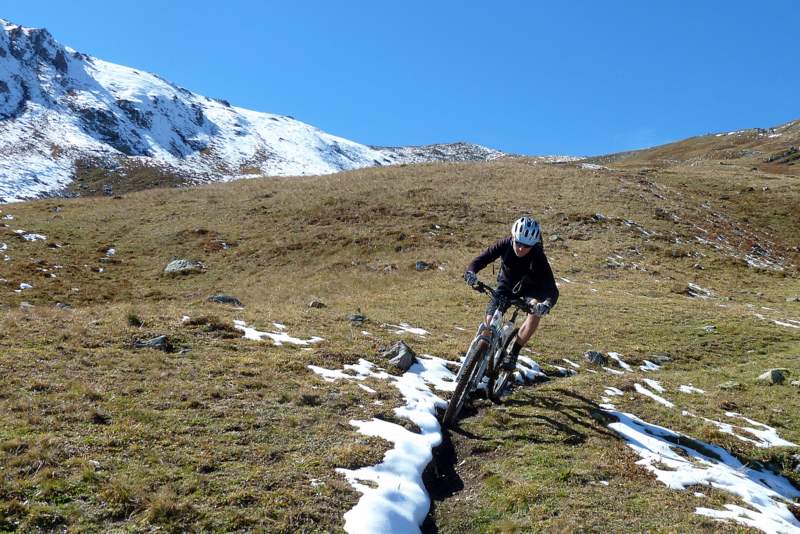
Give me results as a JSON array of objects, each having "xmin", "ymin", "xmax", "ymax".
[{"xmin": 0, "ymin": 19, "xmax": 508, "ymax": 203}]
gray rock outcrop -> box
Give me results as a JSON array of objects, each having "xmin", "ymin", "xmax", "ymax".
[
  {"xmin": 583, "ymin": 351, "xmax": 608, "ymax": 366},
  {"xmin": 133, "ymin": 335, "xmax": 173, "ymax": 352},
  {"xmin": 382, "ymin": 341, "xmax": 418, "ymax": 372},
  {"xmin": 207, "ymin": 294, "xmax": 242, "ymax": 306},
  {"xmin": 757, "ymin": 369, "xmax": 789, "ymax": 385},
  {"xmin": 164, "ymin": 259, "xmax": 204, "ymax": 275}
]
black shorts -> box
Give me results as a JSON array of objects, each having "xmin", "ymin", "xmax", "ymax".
[{"xmin": 485, "ymin": 285, "xmax": 544, "ymax": 317}]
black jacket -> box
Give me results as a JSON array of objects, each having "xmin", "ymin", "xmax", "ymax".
[{"xmin": 467, "ymin": 237, "xmax": 559, "ymax": 306}]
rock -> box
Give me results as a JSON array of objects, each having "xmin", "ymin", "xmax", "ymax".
[
  {"xmin": 592, "ymin": 213, "xmax": 607, "ymax": 222},
  {"xmin": 757, "ymin": 369, "xmax": 789, "ymax": 385},
  {"xmin": 693, "ymin": 263, "xmax": 704, "ymax": 270},
  {"xmin": 549, "ymin": 234, "xmax": 563, "ymax": 242},
  {"xmin": 790, "ymin": 380, "xmax": 800, "ymax": 388},
  {"xmin": 702, "ymin": 325, "xmax": 717, "ymax": 333},
  {"xmin": 207, "ymin": 294, "xmax": 243, "ymax": 307},
  {"xmin": 133, "ymin": 335, "xmax": 173, "ymax": 352},
  {"xmin": 654, "ymin": 208, "xmax": 679, "ymax": 222},
  {"xmin": 787, "ymin": 296, "xmax": 800, "ymax": 303},
  {"xmin": 347, "ymin": 313, "xmax": 367, "ymax": 323},
  {"xmin": 381, "ymin": 341, "xmax": 418, "ymax": 371},
  {"xmin": 652, "ymin": 352, "xmax": 673, "ymax": 364},
  {"xmin": 415, "ymin": 261, "xmax": 433, "ymax": 271},
  {"xmin": 164, "ymin": 259, "xmax": 204, "ymax": 275},
  {"xmin": 19, "ymin": 301, "xmax": 33, "ymax": 310},
  {"xmin": 686, "ymin": 283, "xmax": 713, "ymax": 298},
  {"xmin": 308, "ymin": 299, "xmax": 327, "ymax": 309},
  {"xmin": 719, "ymin": 381, "xmax": 741, "ymax": 390},
  {"xmin": 54, "ymin": 302, "xmax": 71, "ymax": 309},
  {"xmin": 583, "ymin": 351, "xmax": 608, "ymax": 366}
]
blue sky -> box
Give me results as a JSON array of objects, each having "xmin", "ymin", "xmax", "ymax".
[{"xmin": 3, "ymin": 1, "xmax": 798, "ymax": 155}]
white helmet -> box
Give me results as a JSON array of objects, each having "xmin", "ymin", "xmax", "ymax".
[{"xmin": 511, "ymin": 216, "xmax": 541, "ymax": 246}]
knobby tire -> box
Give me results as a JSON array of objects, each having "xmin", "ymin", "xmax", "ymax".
[
  {"xmin": 488, "ymin": 328, "xmax": 519, "ymax": 402},
  {"xmin": 442, "ymin": 338, "xmax": 489, "ymax": 428}
]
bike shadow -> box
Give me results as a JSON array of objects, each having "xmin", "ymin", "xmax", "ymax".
[
  {"xmin": 422, "ymin": 429, "xmax": 462, "ymax": 534},
  {"xmin": 498, "ymin": 388, "xmax": 618, "ymax": 443}
]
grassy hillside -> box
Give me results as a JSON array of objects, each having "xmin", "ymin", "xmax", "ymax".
[{"xmin": 1, "ymin": 148, "xmax": 799, "ymax": 532}]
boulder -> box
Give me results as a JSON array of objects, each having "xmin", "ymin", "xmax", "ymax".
[
  {"xmin": 790, "ymin": 380, "xmax": 800, "ymax": 388},
  {"xmin": 207, "ymin": 294, "xmax": 243, "ymax": 307},
  {"xmin": 583, "ymin": 351, "xmax": 608, "ymax": 366},
  {"xmin": 133, "ymin": 335, "xmax": 174, "ymax": 352},
  {"xmin": 757, "ymin": 369, "xmax": 789, "ymax": 385},
  {"xmin": 382, "ymin": 341, "xmax": 417, "ymax": 371},
  {"xmin": 164, "ymin": 259, "xmax": 204, "ymax": 275},
  {"xmin": 652, "ymin": 352, "xmax": 673, "ymax": 364},
  {"xmin": 787, "ymin": 296, "xmax": 800, "ymax": 303},
  {"xmin": 347, "ymin": 313, "xmax": 367, "ymax": 323},
  {"xmin": 415, "ymin": 261, "xmax": 433, "ymax": 271},
  {"xmin": 308, "ymin": 299, "xmax": 327, "ymax": 309}
]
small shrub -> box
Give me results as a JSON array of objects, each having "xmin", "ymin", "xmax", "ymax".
[
  {"xmin": 127, "ymin": 312, "xmax": 144, "ymax": 327},
  {"xmin": 101, "ymin": 478, "xmax": 143, "ymax": 519}
]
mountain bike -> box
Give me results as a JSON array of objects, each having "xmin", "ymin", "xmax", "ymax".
[{"xmin": 441, "ymin": 280, "xmax": 536, "ymax": 428}]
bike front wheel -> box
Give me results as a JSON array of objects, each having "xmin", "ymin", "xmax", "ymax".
[
  {"xmin": 442, "ymin": 337, "xmax": 489, "ymax": 428},
  {"xmin": 488, "ymin": 328, "xmax": 519, "ymax": 402}
]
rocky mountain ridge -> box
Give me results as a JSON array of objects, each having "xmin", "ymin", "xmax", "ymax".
[{"xmin": 0, "ymin": 19, "xmax": 506, "ymax": 202}]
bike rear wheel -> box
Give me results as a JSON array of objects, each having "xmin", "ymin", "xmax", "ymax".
[
  {"xmin": 442, "ymin": 337, "xmax": 489, "ymax": 428},
  {"xmin": 488, "ymin": 328, "xmax": 519, "ymax": 402}
]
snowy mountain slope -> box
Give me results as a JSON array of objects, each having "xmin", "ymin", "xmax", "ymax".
[
  {"xmin": 374, "ymin": 142, "xmax": 506, "ymax": 164},
  {"xmin": 0, "ymin": 19, "xmax": 505, "ymax": 203}
]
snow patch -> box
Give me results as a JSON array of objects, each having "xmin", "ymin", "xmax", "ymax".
[
  {"xmin": 606, "ymin": 409, "xmax": 800, "ymax": 534},
  {"xmin": 16, "ymin": 232, "xmax": 47, "ymax": 241},
  {"xmin": 308, "ymin": 355, "xmax": 456, "ymax": 534},
  {"xmin": 634, "ymin": 383, "xmax": 674, "ymax": 408},
  {"xmin": 607, "ymin": 352, "xmax": 632, "ymax": 371},
  {"xmin": 515, "ymin": 355, "xmax": 548, "ymax": 383},
  {"xmin": 642, "ymin": 379, "xmax": 664, "ymax": 393},
  {"xmin": 678, "ymin": 385, "xmax": 705, "ymax": 394},
  {"xmin": 234, "ymin": 320, "xmax": 323, "ymax": 346},
  {"xmin": 640, "ymin": 360, "xmax": 661, "ymax": 372},
  {"xmin": 384, "ymin": 323, "xmax": 429, "ymax": 336}
]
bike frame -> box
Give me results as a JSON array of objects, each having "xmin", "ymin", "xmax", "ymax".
[
  {"xmin": 441, "ymin": 280, "xmax": 534, "ymax": 428},
  {"xmin": 460, "ymin": 285, "xmax": 523, "ymax": 394}
]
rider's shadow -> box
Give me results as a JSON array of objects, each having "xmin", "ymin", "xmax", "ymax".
[
  {"xmin": 491, "ymin": 389, "xmax": 618, "ymax": 443},
  {"xmin": 422, "ymin": 435, "xmax": 463, "ymax": 534}
]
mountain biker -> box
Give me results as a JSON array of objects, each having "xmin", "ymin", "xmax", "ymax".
[{"xmin": 463, "ymin": 216, "xmax": 559, "ymax": 371}]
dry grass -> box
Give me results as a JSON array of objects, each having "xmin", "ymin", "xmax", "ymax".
[{"xmin": 1, "ymin": 150, "xmax": 799, "ymax": 531}]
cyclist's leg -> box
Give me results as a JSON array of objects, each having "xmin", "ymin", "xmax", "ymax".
[
  {"xmin": 517, "ymin": 312, "xmax": 541, "ymax": 345},
  {"xmin": 503, "ymin": 293, "xmax": 543, "ymax": 370}
]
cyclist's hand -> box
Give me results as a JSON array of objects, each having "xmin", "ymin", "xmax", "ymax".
[
  {"xmin": 531, "ymin": 301, "xmax": 551, "ymax": 317},
  {"xmin": 464, "ymin": 270, "xmax": 478, "ymax": 287}
]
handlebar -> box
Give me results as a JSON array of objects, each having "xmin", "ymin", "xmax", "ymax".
[{"xmin": 471, "ymin": 279, "xmax": 535, "ymax": 315}]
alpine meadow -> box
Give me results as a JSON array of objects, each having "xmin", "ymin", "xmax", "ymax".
[{"xmin": 1, "ymin": 12, "xmax": 800, "ymax": 534}]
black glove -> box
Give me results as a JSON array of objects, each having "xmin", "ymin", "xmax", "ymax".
[
  {"xmin": 531, "ymin": 300, "xmax": 551, "ymax": 317},
  {"xmin": 464, "ymin": 270, "xmax": 478, "ymax": 287}
]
